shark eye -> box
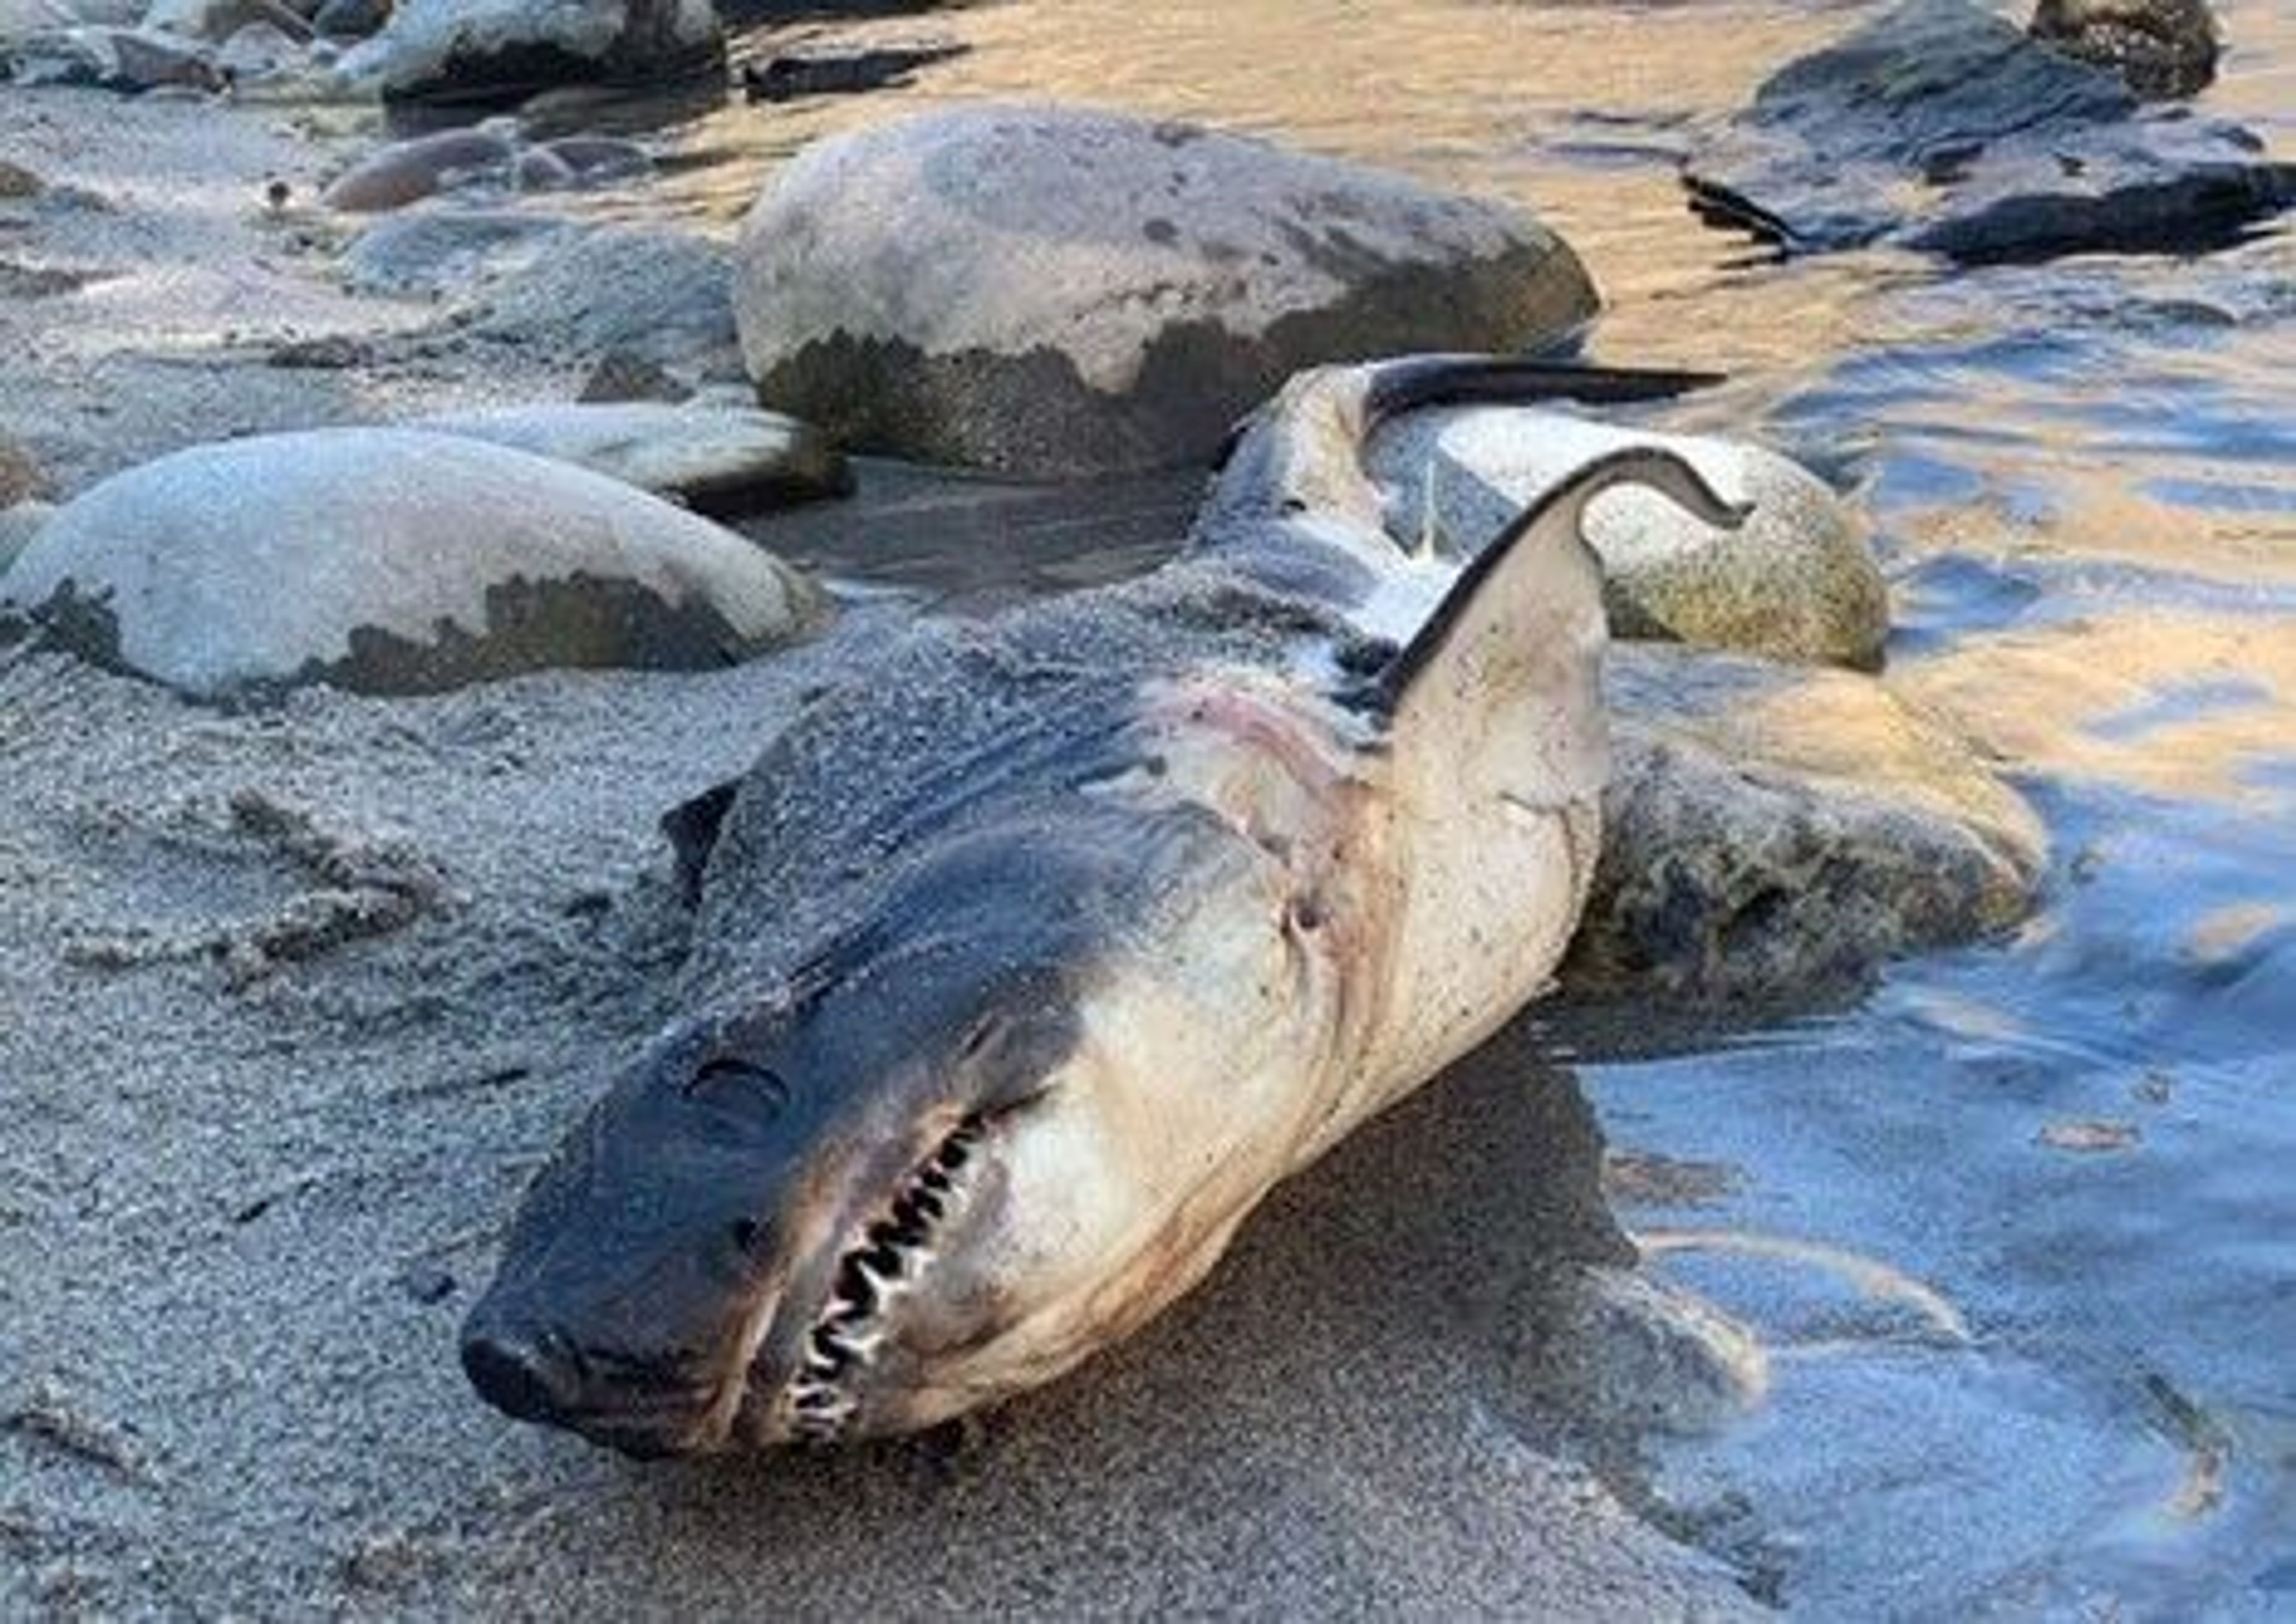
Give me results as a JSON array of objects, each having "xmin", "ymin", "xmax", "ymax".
[{"xmin": 684, "ymin": 1057, "xmax": 791, "ymax": 1117}]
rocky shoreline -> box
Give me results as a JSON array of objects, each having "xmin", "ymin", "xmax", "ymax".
[{"xmin": 0, "ymin": 7, "xmax": 2100, "ymax": 1613}]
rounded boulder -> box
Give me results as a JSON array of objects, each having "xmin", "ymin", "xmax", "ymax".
[
  {"xmin": 0, "ymin": 429, "xmax": 825, "ymax": 701},
  {"xmin": 734, "ymin": 104, "xmax": 1598, "ymax": 478},
  {"xmin": 1369, "ymin": 406, "xmax": 1889, "ymax": 669}
]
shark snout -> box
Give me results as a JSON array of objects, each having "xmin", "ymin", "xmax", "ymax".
[
  {"xmin": 459, "ymin": 1295, "xmax": 737, "ymax": 1458},
  {"xmin": 460, "ymin": 1320, "xmax": 577, "ymax": 1425}
]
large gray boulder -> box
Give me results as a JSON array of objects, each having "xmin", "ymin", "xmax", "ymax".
[
  {"xmin": 408, "ymin": 402, "xmax": 851, "ymax": 517},
  {"xmin": 0, "ymin": 429, "xmax": 825, "ymax": 701},
  {"xmin": 734, "ymin": 104, "xmax": 1598, "ymax": 478},
  {"xmin": 1369, "ymin": 407, "xmax": 1888, "ymax": 670},
  {"xmin": 337, "ymin": 0, "xmax": 723, "ymax": 105},
  {"xmin": 1564, "ymin": 644, "xmax": 2045, "ymax": 1005}
]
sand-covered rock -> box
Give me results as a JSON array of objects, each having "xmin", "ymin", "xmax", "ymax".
[
  {"xmin": 410, "ymin": 401, "xmax": 851, "ymax": 516},
  {"xmin": 338, "ymin": 0, "xmax": 723, "ymax": 105},
  {"xmin": 1684, "ymin": 0, "xmax": 2291, "ymax": 262},
  {"xmin": 1565, "ymin": 644, "xmax": 2046, "ymax": 1004},
  {"xmin": 1369, "ymin": 406, "xmax": 1888, "ymax": 670},
  {"xmin": 0, "ymin": 428, "xmax": 825, "ymax": 700},
  {"xmin": 465, "ymin": 223, "xmax": 741, "ymax": 376},
  {"xmin": 338, "ymin": 207, "xmax": 580, "ymax": 297},
  {"xmin": 735, "ymin": 104, "xmax": 1598, "ymax": 477}
]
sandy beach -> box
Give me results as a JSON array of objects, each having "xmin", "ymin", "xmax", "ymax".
[{"xmin": 1, "ymin": 84, "xmax": 1752, "ymax": 1618}]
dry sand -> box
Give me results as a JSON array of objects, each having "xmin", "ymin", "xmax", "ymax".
[{"xmin": 1, "ymin": 88, "xmax": 1752, "ymax": 1617}]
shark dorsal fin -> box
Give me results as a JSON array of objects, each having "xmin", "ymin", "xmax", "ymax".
[{"xmin": 1365, "ymin": 446, "xmax": 1748, "ymax": 810}]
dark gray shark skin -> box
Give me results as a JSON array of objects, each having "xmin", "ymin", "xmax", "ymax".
[{"xmin": 462, "ymin": 355, "xmax": 1741, "ymax": 1458}]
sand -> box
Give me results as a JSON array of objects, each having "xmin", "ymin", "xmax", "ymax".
[{"xmin": 0, "ymin": 87, "xmax": 1753, "ymax": 1618}]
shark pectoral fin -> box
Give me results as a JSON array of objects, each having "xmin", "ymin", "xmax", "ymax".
[
  {"xmin": 661, "ymin": 779, "xmax": 741, "ymax": 906},
  {"xmin": 1366, "ymin": 447, "xmax": 1747, "ymax": 808}
]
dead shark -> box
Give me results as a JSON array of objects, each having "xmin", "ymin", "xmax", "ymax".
[{"xmin": 459, "ymin": 355, "xmax": 1745, "ymax": 1457}]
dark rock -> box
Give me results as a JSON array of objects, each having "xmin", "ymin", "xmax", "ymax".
[
  {"xmin": 0, "ymin": 428, "xmax": 825, "ymax": 700},
  {"xmin": 1684, "ymin": 0, "xmax": 2291, "ymax": 263},
  {"xmin": 739, "ymin": 39, "xmax": 968, "ymax": 102},
  {"xmin": 2029, "ymin": 0, "xmax": 2219, "ymax": 100},
  {"xmin": 265, "ymin": 333, "xmax": 373, "ymax": 368},
  {"xmin": 312, "ymin": 0, "xmax": 387, "ymax": 42},
  {"xmin": 734, "ymin": 104, "xmax": 1597, "ymax": 477}
]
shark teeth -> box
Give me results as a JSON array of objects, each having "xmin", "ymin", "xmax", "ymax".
[{"xmin": 783, "ymin": 1116, "xmax": 985, "ymax": 1442}]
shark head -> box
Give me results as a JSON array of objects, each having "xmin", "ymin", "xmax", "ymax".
[{"xmin": 460, "ymin": 802, "xmax": 1354, "ymax": 1455}]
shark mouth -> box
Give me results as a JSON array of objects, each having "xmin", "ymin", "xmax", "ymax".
[{"xmin": 780, "ymin": 1115, "xmax": 988, "ymax": 1441}]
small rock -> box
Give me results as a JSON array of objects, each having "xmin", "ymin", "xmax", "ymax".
[
  {"xmin": 1563, "ymin": 644, "xmax": 2047, "ymax": 1005},
  {"xmin": 409, "ymin": 401, "xmax": 851, "ymax": 517},
  {"xmin": 2029, "ymin": 0, "xmax": 2219, "ymax": 100},
  {"xmin": 739, "ymin": 39, "xmax": 969, "ymax": 102},
  {"xmin": 0, "ymin": 434, "xmax": 50, "ymax": 506},
  {"xmin": 321, "ymin": 126, "xmax": 519, "ymax": 213},
  {"xmin": 395, "ymin": 1263, "xmax": 456, "ymax": 1304},
  {"xmin": 265, "ymin": 332, "xmax": 373, "ymax": 368},
  {"xmin": 0, "ymin": 428, "xmax": 825, "ymax": 700},
  {"xmin": 1369, "ymin": 405, "xmax": 1887, "ymax": 669},
  {"xmin": 2037, "ymin": 1118, "xmax": 2141, "ymax": 1152},
  {"xmin": 338, "ymin": 0, "xmax": 723, "ymax": 106},
  {"xmin": 0, "ymin": 158, "xmax": 41, "ymax": 197},
  {"xmin": 735, "ymin": 103, "xmax": 1597, "ymax": 477},
  {"xmin": 578, "ymin": 348, "xmax": 686, "ymax": 404},
  {"xmin": 530, "ymin": 134, "xmax": 650, "ymax": 187}
]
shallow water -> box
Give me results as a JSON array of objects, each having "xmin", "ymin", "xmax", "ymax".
[{"xmin": 649, "ymin": 2, "xmax": 2294, "ymax": 1612}]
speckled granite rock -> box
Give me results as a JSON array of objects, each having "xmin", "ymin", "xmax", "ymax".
[
  {"xmin": 735, "ymin": 104, "xmax": 1598, "ymax": 477},
  {"xmin": 1566, "ymin": 643, "xmax": 2046, "ymax": 1004},
  {"xmin": 1369, "ymin": 406, "xmax": 1888, "ymax": 670}
]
